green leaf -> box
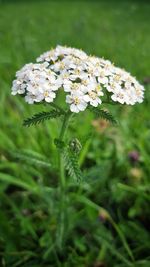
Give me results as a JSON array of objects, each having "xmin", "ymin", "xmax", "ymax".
[
  {"xmin": 23, "ymin": 109, "xmax": 64, "ymax": 127},
  {"xmin": 10, "ymin": 149, "xmax": 52, "ymax": 169},
  {"xmin": 96, "ymin": 235, "xmax": 133, "ymax": 266},
  {"xmin": 0, "ymin": 172, "xmax": 39, "ymax": 193},
  {"xmin": 63, "ymin": 147, "xmax": 83, "ymax": 181},
  {"xmin": 88, "ymin": 106, "xmax": 117, "ymax": 125}
]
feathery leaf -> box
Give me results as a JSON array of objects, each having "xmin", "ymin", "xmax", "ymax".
[
  {"xmin": 88, "ymin": 106, "xmax": 117, "ymax": 125},
  {"xmin": 63, "ymin": 147, "xmax": 83, "ymax": 181},
  {"xmin": 23, "ymin": 109, "xmax": 64, "ymax": 127}
]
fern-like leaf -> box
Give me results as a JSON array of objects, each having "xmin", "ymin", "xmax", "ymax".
[
  {"xmin": 88, "ymin": 106, "xmax": 117, "ymax": 125},
  {"xmin": 23, "ymin": 109, "xmax": 64, "ymax": 127},
  {"xmin": 63, "ymin": 147, "xmax": 83, "ymax": 181}
]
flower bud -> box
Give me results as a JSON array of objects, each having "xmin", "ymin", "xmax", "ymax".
[
  {"xmin": 98, "ymin": 208, "xmax": 110, "ymax": 222},
  {"xmin": 69, "ymin": 138, "xmax": 82, "ymax": 154}
]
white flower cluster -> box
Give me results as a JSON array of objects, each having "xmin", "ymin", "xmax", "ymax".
[{"xmin": 11, "ymin": 45, "xmax": 144, "ymax": 113}]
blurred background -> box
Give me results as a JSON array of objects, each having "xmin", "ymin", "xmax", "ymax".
[{"xmin": 0, "ymin": 0, "xmax": 150, "ymax": 266}]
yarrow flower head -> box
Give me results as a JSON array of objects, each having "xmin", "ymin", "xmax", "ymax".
[{"xmin": 11, "ymin": 45, "xmax": 145, "ymax": 113}]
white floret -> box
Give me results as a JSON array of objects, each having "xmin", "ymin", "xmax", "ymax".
[{"xmin": 11, "ymin": 45, "xmax": 145, "ymax": 112}]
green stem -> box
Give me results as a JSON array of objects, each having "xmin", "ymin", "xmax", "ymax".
[
  {"xmin": 56, "ymin": 111, "xmax": 72, "ymax": 249},
  {"xmin": 102, "ymin": 101, "xmax": 116, "ymax": 105},
  {"xmin": 49, "ymin": 102, "xmax": 65, "ymax": 113},
  {"xmin": 59, "ymin": 111, "xmax": 71, "ymax": 141},
  {"xmin": 59, "ymin": 111, "xmax": 71, "ymax": 188}
]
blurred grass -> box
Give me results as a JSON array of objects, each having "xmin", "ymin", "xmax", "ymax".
[{"xmin": 0, "ymin": 0, "xmax": 150, "ymax": 266}]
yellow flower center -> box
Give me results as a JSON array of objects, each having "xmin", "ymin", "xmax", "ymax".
[
  {"xmin": 111, "ymin": 83, "xmax": 116, "ymax": 90},
  {"xmin": 71, "ymin": 83, "xmax": 79, "ymax": 90},
  {"xmin": 60, "ymin": 62, "xmax": 65, "ymax": 70},
  {"xmin": 99, "ymin": 71, "xmax": 105, "ymax": 78},
  {"xmin": 82, "ymin": 80, "xmax": 88, "ymax": 86},
  {"xmin": 135, "ymin": 88, "xmax": 141, "ymax": 96},
  {"xmin": 74, "ymin": 97, "xmax": 80, "ymax": 105},
  {"xmin": 95, "ymin": 62, "xmax": 100, "ymax": 67},
  {"xmin": 126, "ymin": 76, "xmax": 133, "ymax": 83},
  {"xmin": 89, "ymin": 91, "xmax": 97, "ymax": 100},
  {"xmin": 47, "ymin": 69, "xmax": 53, "ymax": 75},
  {"xmin": 96, "ymin": 84, "xmax": 101, "ymax": 92},
  {"xmin": 74, "ymin": 58, "xmax": 80, "ymax": 64},
  {"xmin": 74, "ymin": 69, "xmax": 81, "ymax": 75},
  {"xmin": 63, "ymin": 73, "xmax": 69, "ymax": 79},
  {"xmin": 88, "ymin": 68, "xmax": 94, "ymax": 75},
  {"xmin": 114, "ymin": 74, "xmax": 121, "ymax": 82},
  {"xmin": 44, "ymin": 91, "xmax": 49, "ymax": 97}
]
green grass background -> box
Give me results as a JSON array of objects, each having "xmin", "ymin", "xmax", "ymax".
[{"xmin": 0, "ymin": 0, "xmax": 150, "ymax": 266}]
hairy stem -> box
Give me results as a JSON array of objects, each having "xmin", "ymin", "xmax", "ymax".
[
  {"xmin": 59, "ymin": 111, "xmax": 71, "ymax": 187},
  {"xmin": 56, "ymin": 111, "xmax": 72, "ymax": 249},
  {"xmin": 59, "ymin": 111, "xmax": 71, "ymax": 142}
]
